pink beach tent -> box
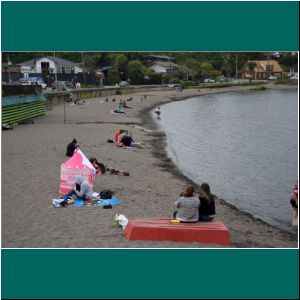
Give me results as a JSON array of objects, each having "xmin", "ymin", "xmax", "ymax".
[{"xmin": 59, "ymin": 149, "xmax": 96, "ymax": 195}]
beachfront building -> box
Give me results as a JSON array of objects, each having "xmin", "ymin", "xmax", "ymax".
[
  {"xmin": 18, "ymin": 56, "xmax": 83, "ymax": 76},
  {"xmin": 241, "ymin": 60, "xmax": 284, "ymax": 80},
  {"xmin": 148, "ymin": 62, "xmax": 196, "ymax": 80}
]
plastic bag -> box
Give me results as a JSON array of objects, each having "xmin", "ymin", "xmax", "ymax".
[{"xmin": 114, "ymin": 213, "xmax": 128, "ymax": 229}]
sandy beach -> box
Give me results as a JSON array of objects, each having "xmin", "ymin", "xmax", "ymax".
[{"xmin": 1, "ymin": 85, "xmax": 298, "ymax": 248}]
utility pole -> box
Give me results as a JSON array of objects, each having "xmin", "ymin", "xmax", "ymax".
[
  {"xmin": 81, "ymin": 52, "xmax": 87, "ymax": 85},
  {"xmin": 53, "ymin": 52, "xmax": 58, "ymax": 90}
]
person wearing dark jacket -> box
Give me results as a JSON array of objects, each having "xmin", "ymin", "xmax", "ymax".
[
  {"xmin": 66, "ymin": 139, "xmax": 78, "ymax": 157},
  {"xmin": 198, "ymin": 183, "xmax": 216, "ymax": 222}
]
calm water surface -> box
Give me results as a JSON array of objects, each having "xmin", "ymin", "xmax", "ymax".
[{"xmin": 156, "ymin": 89, "xmax": 298, "ymax": 232}]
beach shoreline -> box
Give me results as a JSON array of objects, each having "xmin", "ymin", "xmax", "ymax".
[
  {"xmin": 1, "ymin": 84, "xmax": 298, "ymax": 248},
  {"xmin": 139, "ymin": 86, "xmax": 298, "ymax": 236}
]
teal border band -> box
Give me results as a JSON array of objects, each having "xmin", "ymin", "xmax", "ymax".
[
  {"xmin": 1, "ymin": 1, "xmax": 299, "ymax": 299},
  {"xmin": 1, "ymin": 1, "xmax": 299, "ymax": 51},
  {"xmin": 2, "ymin": 249, "xmax": 299, "ymax": 299}
]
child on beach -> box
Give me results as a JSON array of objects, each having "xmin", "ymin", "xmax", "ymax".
[
  {"xmin": 173, "ymin": 186, "xmax": 200, "ymax": 223},
  {"xmin": 290, "ymin": 183, "xmax": 298, "ymax": 226},
  {"xmin": 198, "ymin": 183, "xmax": 216, "ymax": 222}
]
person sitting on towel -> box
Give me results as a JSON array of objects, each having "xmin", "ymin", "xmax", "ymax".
[
  {"xmin": 173, "ymin": 186, "xmax": 200, "ymax": 223},
  {"xmin": 66, "ymin": 138, "xmax": 78, "ymax": 157},
  {"xmin": 198, "ymin": 183, "xmax": 216, "ymax": 222},
  {"xmin": 64, "ymin": 175, "xmax": 92, "ymax": 202},
  {"xmin": 114, "ymin": 105, "xmax": 125, "ymax": 114},
  {"xmin": 89, "ymin": 157, "xmax": 129, "ymax": 176},
  {"xmin": 119, "ymin": 132, "xmax": 135, "ymax": 147}
]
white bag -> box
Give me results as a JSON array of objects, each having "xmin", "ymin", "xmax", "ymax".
[{"xmin": 114, "ymin": 213, "xmax": 128, "ymax": 229}]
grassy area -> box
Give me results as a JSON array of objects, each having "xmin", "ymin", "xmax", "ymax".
[{"xmin": 274, "ymin": 78, "xmax": 298, "ymax": 85}]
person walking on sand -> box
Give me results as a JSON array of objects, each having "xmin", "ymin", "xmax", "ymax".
[
  {"xmin": 198, "ymin": 183, "xmax": 216, "ymax": 222},
  {"xmin": 290, "ymin": 183, "xmax": 298, "ymax": 226},
  {"xmin": 66, "ymin": 138, "xmax": 78, "ymax": 157},
  {"xmin": 173, "ymin": 186, "xmax": 200, "ymax": 223},
  {"xmin": 63, "ymin": 175, "xmax": 92, "ymax": 202}
]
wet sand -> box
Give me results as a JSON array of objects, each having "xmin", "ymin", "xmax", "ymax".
[{"xmin": 1, "ymin": 85, "xmax": 298, "ymax": 248}]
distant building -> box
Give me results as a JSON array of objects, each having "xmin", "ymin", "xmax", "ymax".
[
  {"xmin": 143, "ymin": 54, "xmax": 176, "ymax": 64},
  {"xmin": 149, "ymin": 62, "xmax": 176, "ymax": 74},
  {"xmin": 2, "ymin": 65, "xmax": 21, "ymax": 82},
  {"xmin": 18, "ymin": 56, "xmax": 83, "ymax": 75},
  {"xmin": 241, "ymin": 60, "xmax": 284, "ymax": 80},
  {"xmin": 149, "ymin": 62, "xmax": 196, "ymax": 79}
]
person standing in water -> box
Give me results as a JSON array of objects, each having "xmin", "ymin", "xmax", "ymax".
[{"xmin": 154, "ymin": 107, "xmax": 161, "ymax": 119}]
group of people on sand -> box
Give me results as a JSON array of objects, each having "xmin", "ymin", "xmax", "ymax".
[
  {"xmin": 113, "ymin": 129, "xmax": 143, "ymax": 148},
  {"xmin": 63, "ymin": 138, "xmax": 130, "ymax": 204},
  {"xmin": 173, "ymin": 184, "xmax": 216, "ymax": 223}
]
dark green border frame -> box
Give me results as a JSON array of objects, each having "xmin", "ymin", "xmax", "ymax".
[
  {"xmin": 2, "ymin": 249, "xmax": 299, "ymax": 299},
  {"xmin": 1, "ymin": 1, "xmax": 299, "ymax": 51},
  {"xmin": 1, "ymin": 1, "xmax": 299, "ymax": 299}
]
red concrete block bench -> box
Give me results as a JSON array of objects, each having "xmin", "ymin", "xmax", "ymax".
[{"xmin": 125, "ymin": 218, "xmax": 230, "ymax": 246}]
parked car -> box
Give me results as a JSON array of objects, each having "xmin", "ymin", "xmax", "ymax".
[
  {"xmin": 204, "ymin": 79, "xmax": 215, "ymax": 83},
  {"xmin": 268, "ymin": 75, "xmax": 277, "ymax": 80},
  {"xmin": 290, "ymin": 73, "xmax": 298, "ymax": 80},
  {"xmin": 19, "ymin": 77, "xmax": 47, "ymax": 89},
  {"xmin": 52, "ymin": 81, "xmax": 68, "ymax": 91},
  {"xmin": 119, "ymin": 81, "xmax": 130, "ymax": 87}
]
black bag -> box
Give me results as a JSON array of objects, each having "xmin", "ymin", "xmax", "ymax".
[{"xmin": 100, "ymin": 189, "xmax": 113, "ymax": 199}]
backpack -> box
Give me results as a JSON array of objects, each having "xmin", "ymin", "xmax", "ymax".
[{"xmin": 100, "ymin": 189, "xmax": 113, "ymax": 199}]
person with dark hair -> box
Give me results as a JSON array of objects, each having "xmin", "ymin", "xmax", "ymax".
[
  {"xmin": 66, "ymin": 138, "xmax": 78, "ymax": 157},
  {"xmin": 198, "ymin": 183, "xmax": 216, "ymax": 222},
  {"xmin": 290, "ymin": 183, "xmax": 298, "ymax": 226},
  {"xmin": 173, "ymin": 186, "xmax": 200, "ymax": 223},
  {"xmin": 89, "ymin": 157, "xmax": 129, "ymax": 176},
  {"xmin": 114, "ymin": 129, "xmax": 127, "ymax": 143}
]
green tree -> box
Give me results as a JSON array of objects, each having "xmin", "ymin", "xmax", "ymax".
[
  {"xmin": 106, "ymin": 68, "xmax": 120, "ymax": 85},
  {"xmin": 247, "ymin": 62, "xmax": 257, "ymax": 81},
  {"xmin": 128, "ymin": 60, "xmax": 145, "ymax": 84}
]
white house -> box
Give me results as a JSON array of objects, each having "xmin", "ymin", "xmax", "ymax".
[
  {"xmin": 149, "ymin": 62, "xmax": 176, "ymax": 74},
  {"xmin": 18, "ymin": 56, "xmax": 83, "ymax": 75}
]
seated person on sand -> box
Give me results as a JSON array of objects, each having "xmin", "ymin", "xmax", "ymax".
[
  {"xmin": 118, "ymin": 131, "xmax": 143, "ymax": 148},
  {"xmin": 114, "ymin": 105, "xmax": 126, "ymax": 114},
  {"xmin": 121, "ymin": 100, "xmax": 132, "ymax": 109},
  {"xmin": 89, "ymin": 157, "xmax": 129, "ymax": 176},
  {"xmin": 173, "ymin": 186, "xmax": 200, "ymax": 223},
  {"xmin": 66, "ymin": 138, "xmax": 78, "ymax": 157},
  {"xmin": 290, "ymin": 183, "xmax": 298, "ymax": 226},
  {"xmin": 198, "ymin": 183, "xmax": 216, "ymax": 222},
  {"xmin": 63, "ymin": 175, "xmax": 92, "ymax": 202},
  {"xmin": 114, "ymin": 129, "xmax": 128, "ymax": 143}
]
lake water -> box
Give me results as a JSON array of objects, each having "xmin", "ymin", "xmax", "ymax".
[{"xmin": 156, "ymin": 89, "xmax": 298, "ymax": 232}]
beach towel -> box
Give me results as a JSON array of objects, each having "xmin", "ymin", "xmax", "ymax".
[
  {"xmin": 110, "ymin": 109, "xmax": 126, "ymax": 114},
  {"xmin": 75, "ymin": 196, "xmax": 121, "ymax": 207}
]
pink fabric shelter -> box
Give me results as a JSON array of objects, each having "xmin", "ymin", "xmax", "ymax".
[{"xmin": 59, "ymin": 149, "xmax": 95, "ymax": 195}]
